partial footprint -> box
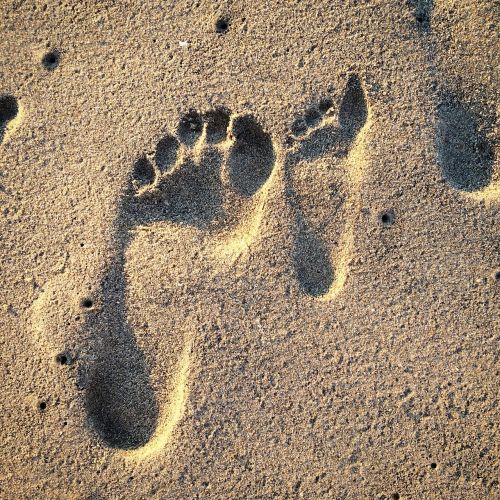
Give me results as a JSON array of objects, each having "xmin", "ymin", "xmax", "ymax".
[
  {"xmin": 436, "ymin": 91, "xmax": 494, "ymax": 192},
  {"xmin": 407, "ymin": 2, "xmax": 497, "ymax": 196},
  {"xmin": 47, "ymin": 108, "xmax": 276, "ymax": 455},
  {"xmin": 285, "ymin": 75, "xmax": 369, "ymax": 298},
  {"xmin": 0, "ymin": 94, "xmax": 19, "ymax": 144}
]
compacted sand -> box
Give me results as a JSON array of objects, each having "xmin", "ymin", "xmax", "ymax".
[{"xmin": 0, "ymin": 0, "xmax": 498, "ymax": 498}]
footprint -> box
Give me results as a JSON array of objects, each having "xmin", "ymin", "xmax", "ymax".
[
  {"xmin": 436, "ymin": 91, "xmax": 494, "ymax": 192},
  {"xmin": 126, "ymin": 108, "xmax": 275, "ymax": 230},
  {"xmin": 285, "ymin": 75, "xmax": 369, "ymax": 298},
  {"xmin": 0, "ymin": 94, "xmax": 19, "ymax": 144},
  {"xmin": 35, "ymin": 108, "xmax": 276, "ymax": 455}
]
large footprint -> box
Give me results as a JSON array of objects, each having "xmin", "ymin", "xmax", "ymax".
[
  {"xmin": 32, "ymin": 108, "xmax": 276, "ymax": 457},
  {"xmin": 285, "ymin": 75, "xmax": 369, "ymax": 298}
]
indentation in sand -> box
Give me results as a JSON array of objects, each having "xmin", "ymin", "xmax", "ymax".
[
  {"xmin": 437, "ymin": 91, "xmax": 494, "ymax": 193},
  {"xmin": 285, "ymin": 74, "xmax": 371, "ymax": 300},
  {"xmin": 30, "ymin": 88, "xmax": 385, "ymax": 459},
  {"xmin": 31, "ymin": 107, "xmax": 278, "ymax": 460},
  {"xmin": 0, "ymin": 94, "xmax": 23, "ymax": 144}
]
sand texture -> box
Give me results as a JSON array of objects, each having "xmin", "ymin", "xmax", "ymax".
[{"xmin": 0, "ymin": 0, "xmax": 499, "ymax": 498}]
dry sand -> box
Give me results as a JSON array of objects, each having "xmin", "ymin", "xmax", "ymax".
[{"xmin": 0, "ymin": 0, "xmax": 499, "ymax": 498}]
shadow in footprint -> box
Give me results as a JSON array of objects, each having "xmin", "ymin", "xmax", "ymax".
[
  {"xmin": 294, "ymin": 228, "xmax": 334, "ymax": 297},
  {"xmin": 287, "ymin": 74, "xmax": 368, "ymax": 297},
  {"xmin": 437, "ymin": 92, "xmax": 494, "ymax": 192},
  {"xmin": 155, "ymin": 135, "xmax": 179, "ymax": 173},
  {"xmin": 176, "ymin": 109, "xmax": 203, "ymax": 146},
  {"xmin": 291, "ymin": 125, "xmax": 342, "ymax": 162},
  {"xmin": 86, "ymin": 150, "xmax": 224, "ymax": 447},
  {"xmin": 0, "ymin": 95, "xmax": 18, "ymax": 144},
  {"xmin": 228, "ymin": 115, "xmax": 275, "ymax": 197},
  {"xmin": 205, "ymin": 108, "xmax": 230, "ymax": 144},
  {"xmin": 339, "ymin": 75, "xmax": 368, "ymax": 143},
  {"xmin": 84, "ymin": 232, "xmax": 158, "ymax": 450},
  {"xmin": 157, "ymin": 149, "xmax": 225, "ymax": 226},
  {"xmin": 128, "ymin": 143, "xmax": 225, "ymax": 229}
]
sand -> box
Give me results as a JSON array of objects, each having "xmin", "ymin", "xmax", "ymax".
[{"xmin": 0, "ymin": 0, "xmax": 498, "ymax": 498}]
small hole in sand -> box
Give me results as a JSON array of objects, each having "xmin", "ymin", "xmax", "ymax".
[
  {"xmin": 39, "ymin": 401, "xmax": 47, "ymax": 411},
  {"xmin": 392, "ymin": 494, "xmax": 400, "ymax": 500},
  {"xmin": 215, "ymin": 18, "xmax": 229, "ymax": 33},
  {"xmin": 380, "ymin": 211, "xmax": 395, "ymax": 227},
  {"xmin": 42, "ymin": 50, "xmax": 60, "ymax": 70},
  {"xmin": 81, "ymin": 298, "xmax": 93, "ymax": 309},
  {"xmin": 430, "ymin": 462, "xmax": 437, "ymax": 469},
  {"xmin": 494, "ymin": 271, "xmax": 500, "ymax": 282},
  {"xmin": 56, "ymin": 352, "xmax": 69, "ymax": 365}
]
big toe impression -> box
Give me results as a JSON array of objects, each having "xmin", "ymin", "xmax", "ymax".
[
  {"xmin": 228, "ymin": 115, "xmax": 275, "ymax": 197},
  {"xmin": 338, "ymin": 75, "xmax": 368, "ymax": 142}
]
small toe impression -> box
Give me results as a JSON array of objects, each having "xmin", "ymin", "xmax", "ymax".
[
  {"xmin": 177, "ymin": 110, "xmax": 203, "ymax": 146},
  {"xmin": 132, "ymin": 155, "xmax": 155, "ymax": 189},
  {"xmin": 205, "ymin": 108, "xmax": 230, "ymax": 144},
  {"xmin": 339, "ymin": 75, "xmax": 368, "ymax": 141},
  {"xmin": 290, "ymin": 98, "xmax": 332, "ymax": 139},
  {"xmin": 291, "ymin": 117, "xmax": 308, "ymax": 137},
  {"xmin": 437, "ymin": 93, "xmax": 493, "ymax": 192},
  {"xmin": 228, "ymin": 115, "xmax": 275, "ymax": 197},
  {"xmin": 318, "ymin": 97, "xmax": 333, "ymax": 114},
  {"xmin": 155, "ymin": 135, "xmax": 179, "ymax": 173},
  {"xmin": 304, "ymin": 108, "xmax": 322, "ymax": 129}
]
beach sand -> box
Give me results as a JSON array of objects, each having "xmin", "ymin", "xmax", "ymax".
[{"xmin": 0, "ymin": 0, "xmax": 498, "ymax": 497}]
